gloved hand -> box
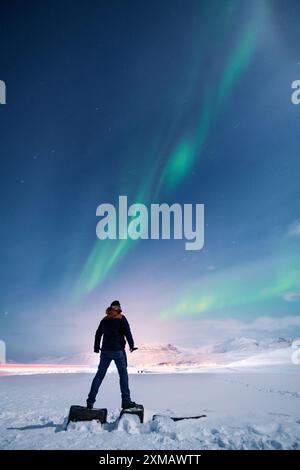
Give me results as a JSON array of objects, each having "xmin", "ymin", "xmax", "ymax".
[{"xmin": 130, "ymin": 347, "xmax": 138, "ymax": 352}]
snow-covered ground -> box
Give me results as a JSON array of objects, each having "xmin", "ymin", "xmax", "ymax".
[{"xmin": 1, "ymin": 371, "xmax": 300, "ymax": 450}]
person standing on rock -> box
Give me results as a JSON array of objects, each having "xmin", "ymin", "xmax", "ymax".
[{"xmin": 86, "ymin": 300, "xmax": 138, "ymax": 410}]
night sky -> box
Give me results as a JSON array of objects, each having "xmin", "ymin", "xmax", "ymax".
[{"xmin": 1, "ymin": 0, "xmax": 300, "ymax": 361}]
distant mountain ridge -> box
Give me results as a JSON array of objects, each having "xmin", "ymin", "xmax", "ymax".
[
  {"xmin": 34, "ymin": 337, "xmax": 294, "ymax": 369},
  {"xmin": 211, "ymin": 336, "xmax": 292, "ymax": 354}
]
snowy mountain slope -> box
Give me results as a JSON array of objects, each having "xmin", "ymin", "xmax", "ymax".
[
  {"xmin": 32, "ymin": 337, "xmax": 295, "ymax": 372},
  {"xmin": 211, "ymin": 337, "xmax": 292, "ymax": 354}
]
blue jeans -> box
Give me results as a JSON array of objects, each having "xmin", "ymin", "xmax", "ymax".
[{"xmin": 87, "ymin": 350, "xmax": 131, "ymax": 406}]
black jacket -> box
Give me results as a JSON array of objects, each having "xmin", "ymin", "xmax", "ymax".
[{"xmin": 94, "ymin": 314, "xmax": 134, "ymax": 352}]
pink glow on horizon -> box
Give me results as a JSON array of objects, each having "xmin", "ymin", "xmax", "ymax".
[
  {"xmin": 0, "ymin": 360, "xmax": 219, "ymax": 376},
  {"xmin": 0, "ymin": 363, "xmax": 95, "ymax": 376}
]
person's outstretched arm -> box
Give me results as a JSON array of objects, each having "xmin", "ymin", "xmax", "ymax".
[
  {"xmin": 121, "ymin": 316, "xmax": 135, "ymax": 351},
  {"xmin": 94, "ymin": 321, "xmax": 103, "ymax": 353}
]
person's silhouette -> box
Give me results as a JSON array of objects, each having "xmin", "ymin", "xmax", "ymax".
[{"xmin": 87, "ymin": 300, "xmax": 137, "ymax": 409}]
